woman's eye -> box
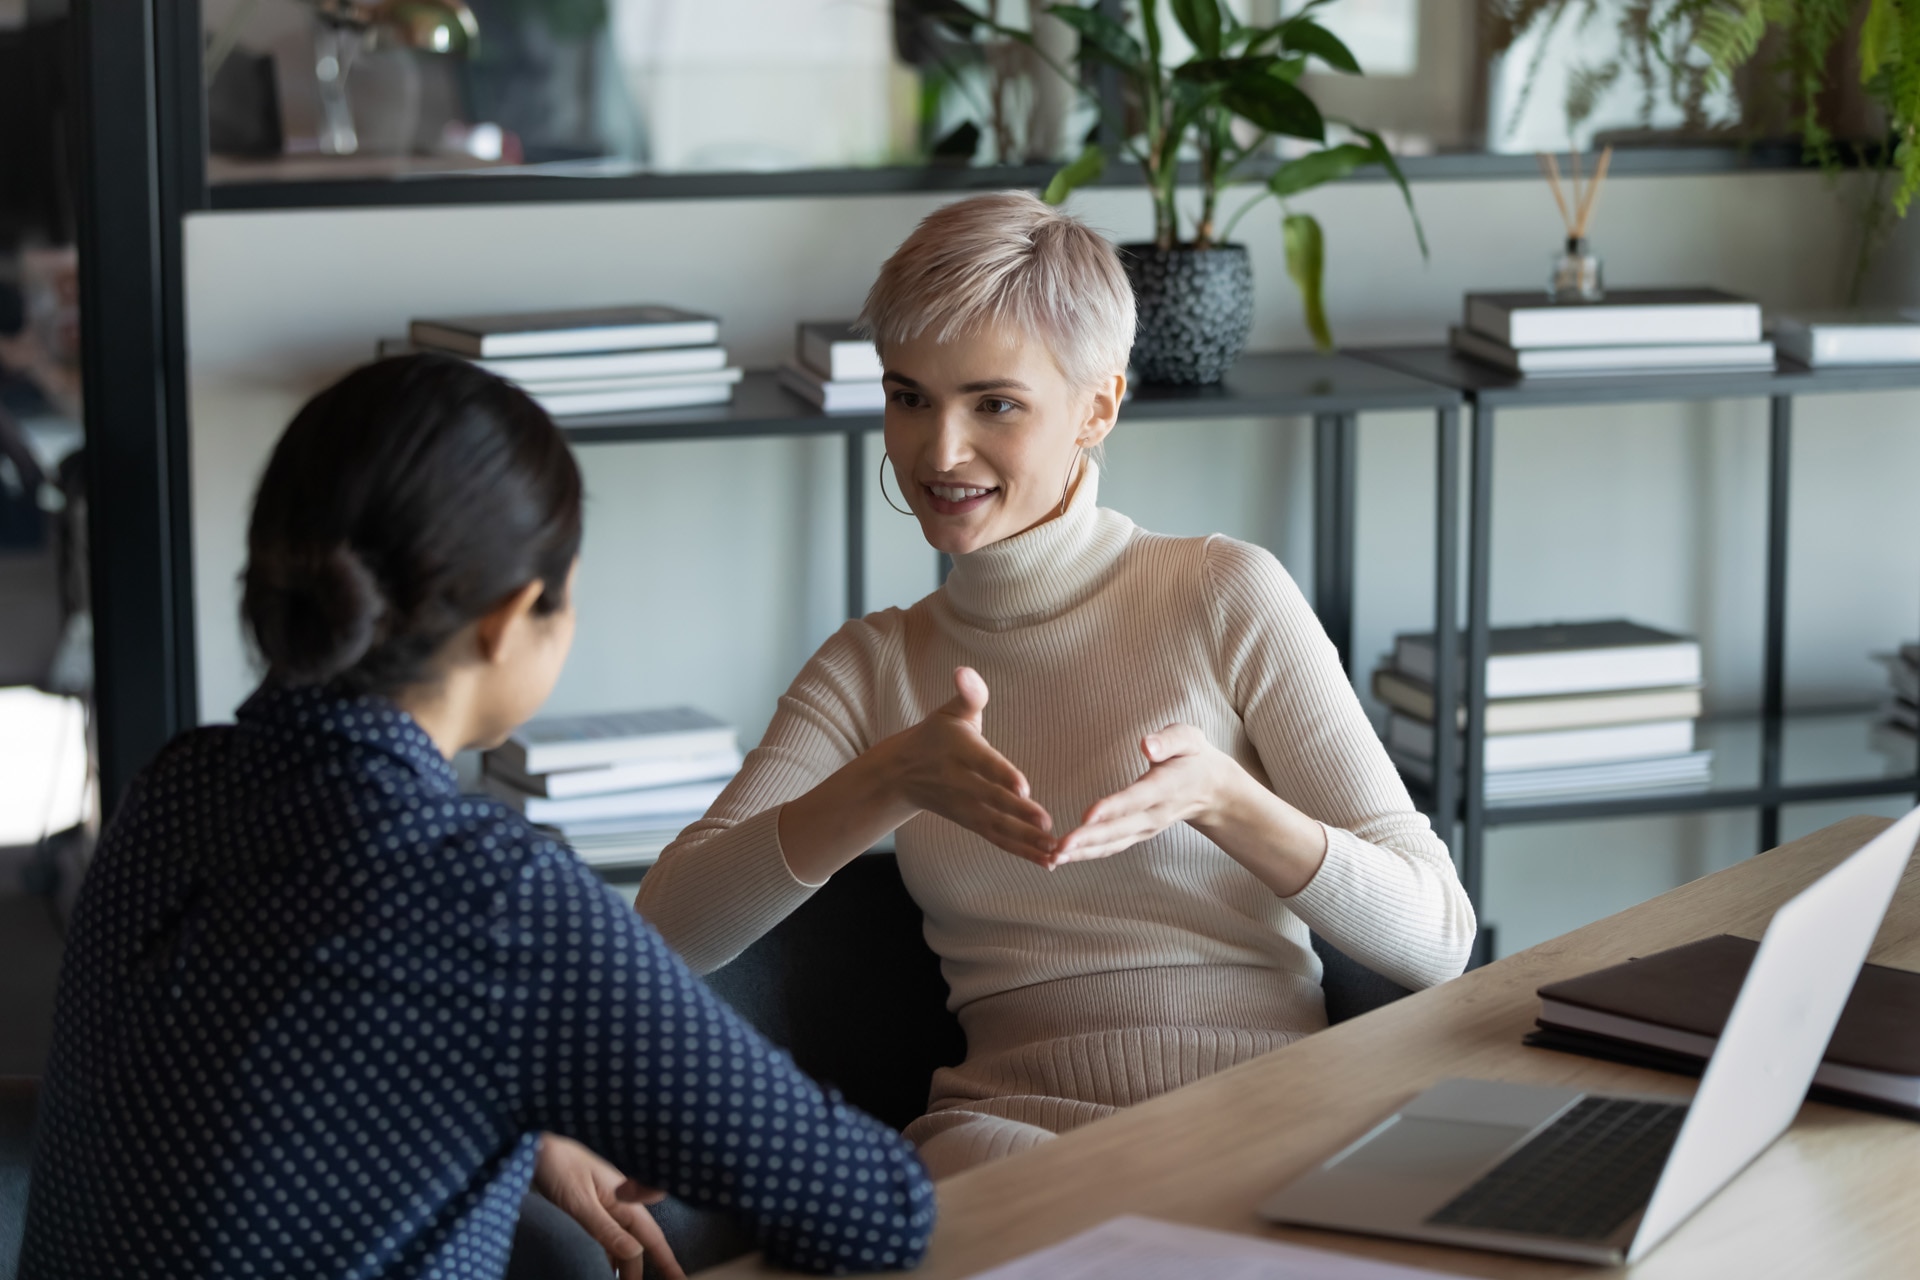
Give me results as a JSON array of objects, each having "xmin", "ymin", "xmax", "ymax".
[
  {"xmin": 978, "ymin": 397, "xmax": 1018, "ymax": 415},
  {"xmin": 889, "ymin": 389, "xmax": 925, "ymax": 409}
]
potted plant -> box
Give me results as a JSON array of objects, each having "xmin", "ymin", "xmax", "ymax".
[{"xmin": 1004, "ymin": 0, "xmax": 1428, "ymax": 382}]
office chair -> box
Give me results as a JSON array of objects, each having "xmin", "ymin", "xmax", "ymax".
[
  {"xmin": 644, "ymin": 852, "xmax": 1415, "ymax": 1274},
  {"xmin": 0, "ymin": 1077, "xmax": 37, "ymax": 1279}
]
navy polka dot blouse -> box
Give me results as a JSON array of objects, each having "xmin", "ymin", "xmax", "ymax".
[{"xmin": 20, "ymin": 685, "xmax": 934, "ymax": 1278}]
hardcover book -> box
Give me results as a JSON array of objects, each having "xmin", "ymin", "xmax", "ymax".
[
  {"xmin": 797, "ymin": 321, "xmax": 884, "ymax": 382},
  {"xmin": 1392, "ymin": 620, "xmax": 1701, "ymax": 699},
  {"xmin": 1464, "ymin": 289, "xmax": 1762, "ymax": 349},
  {"xmin": 490, "ymin": 707, "xmax": 738, "ymax": 776},
  {"xmin": 410, "ymin": 305, "xmax": 721, "ymax": 358}
]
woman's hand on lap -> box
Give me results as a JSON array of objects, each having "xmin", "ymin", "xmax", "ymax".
[
  {"xmin": 885, "ymin": 666, "xmax": 1058, "ymax": 865},
  {"xmin": 534, "ymin": 1134, "xmax": 684, "ymax": 1280}
]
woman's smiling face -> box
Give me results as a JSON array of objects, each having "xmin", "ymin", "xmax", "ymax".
[{"xmin": 880, "ymin": 324, "xmax": 1124, "ymax": 556}]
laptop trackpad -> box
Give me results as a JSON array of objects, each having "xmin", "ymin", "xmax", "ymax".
[
  {"xmin": 1263, "ymin": 1115, "xmax": 1536, "ymax": 1228},
  {"xmin": 1333, "ymin": 1116, "xmax": 1531, "ymax": 1181}
]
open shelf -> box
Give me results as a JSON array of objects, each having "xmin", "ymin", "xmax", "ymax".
[
  {"xmin": 1351, "ymin": 345, "xmax": 1920, "ymax": 407},
  {"xmin": 551, "ymin": 351, "xmax": 1461, "ymax": 449},
  {"xmin": 1403, "ymin": 706, "xmax": 1919, "ymax": 828}
]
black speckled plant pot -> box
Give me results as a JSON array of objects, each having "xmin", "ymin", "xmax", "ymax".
[{"xmin": 1121, "ymin": 243, "xmax": 1255, "ymax": 385}]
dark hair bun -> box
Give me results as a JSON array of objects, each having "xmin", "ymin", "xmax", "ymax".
[
  {"xmin": 245, "ymin": 543, "xmax": 387, "ymax": 687},
  {"xmin": 241, "ymin": 354, "xmax": 582, "ymax": 696}
]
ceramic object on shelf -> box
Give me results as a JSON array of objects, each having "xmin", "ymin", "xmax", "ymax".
[{"xmin": 1121, "ymin": 243, "xmax": 1254, "ymax": 386}]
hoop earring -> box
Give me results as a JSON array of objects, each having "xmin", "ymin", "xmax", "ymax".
[
  {"xmin": 1058, "ymin": 446, "xmax": 1085, "ymax": 518},
  {"xmin": 879, "ymin": 453, "xmax": 914, "ymax": 516}
]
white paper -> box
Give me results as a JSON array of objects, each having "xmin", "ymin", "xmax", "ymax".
[{"xmin": 965, "ymin": 1216, "xmax": 1467, "ymax": 1280}]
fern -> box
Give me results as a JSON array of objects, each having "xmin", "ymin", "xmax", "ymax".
[{"xmin": 1501, "ymin": 0, "xmax": 1920, "ymax": 293}]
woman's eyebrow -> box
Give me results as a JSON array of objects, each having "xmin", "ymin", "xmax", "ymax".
[
  {"xmin": 958, "ymin": 378, "xmax": 1032, "ymax": 393},
  {"xmin": 881, "ymin": 370, "xmax": 922, "ymax": 387}
]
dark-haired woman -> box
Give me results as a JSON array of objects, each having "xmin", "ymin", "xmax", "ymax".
[{"xmin": 19, "ymin": 355, "xmax": 934, "ymax": 1280}]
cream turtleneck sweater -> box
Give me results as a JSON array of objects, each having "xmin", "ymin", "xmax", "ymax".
[{"xmin": 637, "ymin": 467, "xmax": 1475, "ymax": 1173}]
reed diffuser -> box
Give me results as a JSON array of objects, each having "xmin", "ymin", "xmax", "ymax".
[{"xmin": 1538, "ymin": 146, "xmax": 1613, "ymax": 303}]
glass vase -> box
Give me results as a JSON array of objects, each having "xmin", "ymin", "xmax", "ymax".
[{"xmin": 1550, "ymin": 237, "xmax": 1603, "ymax": 302}]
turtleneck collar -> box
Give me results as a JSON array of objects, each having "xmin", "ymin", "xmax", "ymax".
[{"xmin": 942, "ymin": 463, "xmax": 1135, "ymax": 630}]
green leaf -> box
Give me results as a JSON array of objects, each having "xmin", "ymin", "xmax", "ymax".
[
  {"xmin": 1861, "ymin": 0, "xmax": 1900, "ymax": 83},
  {"xmin": 1268, "ymin": 143, "xmax": 1374, "ymax": 197},
  {"xmin": 1170, "ymin": 0, "xmax": 1224, "ymax": 59},
  {"xmin": 1043, "ymin": 140, "xmax": 1107, "ymax": 204},
  {"xmin": 1220, "ymin": 65, "xmax": 1326, "ymax": 140},
  {"xmin": 1345, "ymin": 122, "xmax": 1428, "ymax": 260},
  {"xmin": 1045, "ymin": 2, "xmax": 1144, "ymax": 71},
  {"xmin": 1281, "ymin": 18, "xmax": 1361, "ymax": 74},
  {"xmin": 1283, "ymin": 212, "xmax": 1333, "ymax": 351}
]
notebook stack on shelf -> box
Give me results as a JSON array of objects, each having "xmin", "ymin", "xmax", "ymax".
[
  {"xmin": 389, "ymin": 304, "xmax": 742, "ymax": 417},
  {"xmin": 482, "ymin": 707, "xmax": 742, "ymax": 868},
  {"xmin": 1878, "ymin": 643, "xmax": 1920, "ymax": 735},
  {"xmin": 1376, "ymin": 620, "xmax": 1711, "ymax": 802},
  {"xmin": 778, "ymin": 321, "xmax": 885, "ymax": 412},
  {"xmin": 1449, "ymin": 289, "xmax": 1772, "ymax": 378}
]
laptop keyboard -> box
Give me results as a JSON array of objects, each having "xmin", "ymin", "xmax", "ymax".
[{"xmin": 1426, "ymin": 1096, "xmax": 1689, "ymax": 1241}]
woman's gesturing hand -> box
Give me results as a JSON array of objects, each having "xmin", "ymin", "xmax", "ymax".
[
  {"xmin": 1049, "ymin": 724, "xmax": 1329, "ymax": 894},
  {"xmin": 1049, "ymin": 724, "xmax": 1233, "ymax": 867},
  {"xmin": 885, "ymin": 666, "xmax": 1057, "ymax": 865},
  {"xmin": 534, "ymin": 1134, "xmax": 684, "ymax": 1280}
]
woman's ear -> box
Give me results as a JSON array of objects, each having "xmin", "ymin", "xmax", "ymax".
[
  {"xmin": 474, "ymin": 579, "xmax": 548, "ymax": 664},
  {"xmin": 1078, "ymin": 370, "xmax": 1127, "ymax": 448}
]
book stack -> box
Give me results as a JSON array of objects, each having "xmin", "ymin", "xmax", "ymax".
[
  {"xmin": 1377, "ymin": 620, "xmax": 1712, "ymax": 802},
  {"xmin": 1773, "ymin": 311, "xmax": 1920, "ymax": 367},
  {"xmin": 482, "ymin": 707, "xmax": 743, "ymax": 867},
  {"xmin": 1879, "ymin": 643, "xmax": 1920, "ymax": 735},
  {"xmin": 778, "ymin": 321, "xmax": 885, "ymax": 412},
  {"xmin": 1449, "ymin": 289, "xmax": 1772, "ymax": 378},
  {"xmin": 393, "ymin": 304, "xmax": 743, "ymax": 417}
]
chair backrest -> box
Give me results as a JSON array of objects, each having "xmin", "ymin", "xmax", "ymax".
[
  {"xmin": 1312, "ymin": 934, "xmax": 1414, "ymax": 1024},
  {"xmin": 699, "ymin": 853, "xmax": 965, "ymax": 1131},
  {"xmin": 0, "ymin": 1076, "xmax": 39, "ymax": 1280}
]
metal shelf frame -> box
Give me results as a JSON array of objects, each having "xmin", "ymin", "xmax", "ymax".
[
  {"xmin": 1353, "ymin": 346, "xmax": 1920, "ymax": 907},
  {"xmin": 557, "ymin": 357, "xmax": 1462, "ymax": 752},
  {"xmin": 554, "ymin": 354, "xmax": 1462, "ymax": 880}
]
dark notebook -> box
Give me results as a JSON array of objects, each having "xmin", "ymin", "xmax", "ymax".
[{"xmin": 1526, "ymin": 934, "xmax": 1920, "ymax": 1118}]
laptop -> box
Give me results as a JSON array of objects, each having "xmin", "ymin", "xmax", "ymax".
[{"xmin": 1260, "ymin": 804, "xmax": 1920, "ymax": 1265}]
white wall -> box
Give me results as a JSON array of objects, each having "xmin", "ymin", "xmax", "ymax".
[{"xmin": 185, "ymin": 168, "xmax": 1920, "ymax": 954}]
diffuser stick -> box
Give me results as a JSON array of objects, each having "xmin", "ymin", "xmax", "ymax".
[
  {"xmin": 1537, "ymin": 153, "xmax": 1574, "ymax": 235},
  {"xmin": 1573, "ymin": 146, "xmax": 1614, "ymax": 239}
]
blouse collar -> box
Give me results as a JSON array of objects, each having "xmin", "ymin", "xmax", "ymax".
[
  {"xmin": 942, "ymin": 462, "xmax": 1135, "ymax": 630},
  {"xmin": 237, "ymin": 682, "xmax": 460, "ymax": 796}
]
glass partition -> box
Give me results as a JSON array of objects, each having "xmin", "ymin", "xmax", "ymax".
[{"xmin": 199, "ymin": 1, "xmax": 1871, "ymax": 199}]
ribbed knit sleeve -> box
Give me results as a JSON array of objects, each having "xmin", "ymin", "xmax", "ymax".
[
  {"xmin": 635, "ymin": 616, "xmax": 891, "ymax": 974},
  {"xmin": 1202, "ymin": 537, "xmax": 1476, "ymax": 989}
]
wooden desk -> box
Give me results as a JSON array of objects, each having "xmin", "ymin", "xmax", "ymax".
[{"xmin": 700, "ymin": 815, "xmax": 1920, "ymax": 1279}]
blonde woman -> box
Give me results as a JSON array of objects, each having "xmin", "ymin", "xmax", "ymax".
[{"xmin": 637, "ymin": 192, "xmax": 1475, "ymax": 1178}]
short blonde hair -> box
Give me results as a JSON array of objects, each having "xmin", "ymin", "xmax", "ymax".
[{"xmin": 859, "ymin": 191, "xmax": 1135, "ymax": 389}]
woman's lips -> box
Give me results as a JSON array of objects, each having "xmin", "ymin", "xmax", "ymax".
[{"xmin": 923, "ymin": 483, "xmax": 999, "ymax": 516}]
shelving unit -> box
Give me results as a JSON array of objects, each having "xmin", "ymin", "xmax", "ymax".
[
  {"xmin": 1352, "ymin": 346, "xmax": 1920, "ymax": 909},
  {"xmin": 554, "ymin": 352, "xmax": 1465, "ymax": 876}
]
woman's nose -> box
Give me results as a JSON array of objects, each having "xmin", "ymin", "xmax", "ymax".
[{"xmin": 928, "ymin": 410, "xmax": 974, "ymax": 472}]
